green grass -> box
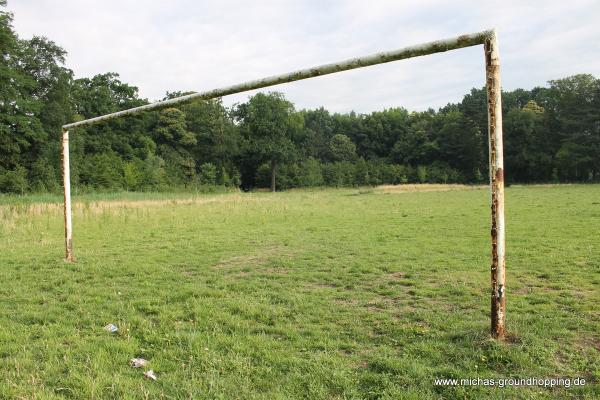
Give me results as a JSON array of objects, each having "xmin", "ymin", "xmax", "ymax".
[{"xmin": 0, "ymin": 185, "xmax": 598, "ymax": 399}]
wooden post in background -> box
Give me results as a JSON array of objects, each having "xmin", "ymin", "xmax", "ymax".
[
  {"xmin": 62, "ymin": 129, "xmax": 74, "ymax": 262},
  {"xmin": 485, "ymin": 30, "xmax": 506, "ymax": 339}
]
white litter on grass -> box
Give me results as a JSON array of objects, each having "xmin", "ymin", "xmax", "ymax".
[
  {"xmin": 144, "ymin": 370, "xmax": 157, "ymax": 381},
  {"xmin": 130, "ymin": 358, "xmax": 148, "ymax": 368},
  {"xmin": 104, "ymin": 323, "xmax": 118, "ymax": 333}
]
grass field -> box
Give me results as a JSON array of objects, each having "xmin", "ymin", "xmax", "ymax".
[{"xmin": 0, "ymin": 184, "xmax": 598, "ymax": 399}]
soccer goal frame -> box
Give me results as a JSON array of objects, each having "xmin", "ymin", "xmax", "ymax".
[{"xmin": 60, "ymin": 29, "xmax": 506, "ymax": 338}]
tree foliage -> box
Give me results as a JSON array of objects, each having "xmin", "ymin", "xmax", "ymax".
[
  {"xmin": 1, "ymin": 3, "xmax": 599, "ymax": 193},
  {"xmin": 234, "ymin": 92, "xmax": 302, "ymax": 191},
  {"xmin": 329, "ymin": 134, "xmax": 357, "ymax": 162}
]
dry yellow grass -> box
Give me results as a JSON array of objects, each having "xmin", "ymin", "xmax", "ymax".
[
  {"xmin": 376, "ymin": 183, "xmax": 486, "ymax": 193},
  {"xmin": 0, "ymin": 193, "xmax": 272, "ymax": 218},
  {"xmin": 1, "ymin": 185, "xmax": 485, "ymax": 222}
]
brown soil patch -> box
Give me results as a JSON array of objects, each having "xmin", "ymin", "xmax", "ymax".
[
  {"xmin": 364, "ymin": 297, "xmax": 396, "ymax": 312},
  {"xmin": 213, "ymin": 254, "xmax": 270, "ymax": 269},
  {"xmin": 512, "ymin": 286, "xmax": 531, "ymax": 295},
  {"xmin": 371, "ymin": 271, "xmax": 410, "ymax": 287},
  {"xmin": 262, "ymin": 267, "xmax": 290, "ymax": 275},
  {"xmin": 503, "ymin": 332, "xmax": 522, "ymax": 344},
  {"xmin": 577, "ymin": 337, "xmax": 600, "ymax": 352},
  {"xmin": 387, "ymin": 271, "xmax": 406, "ymax": 280},
  {"xmin": 211, "ymin": 246, "xmax": 296, "ymax": 276}
]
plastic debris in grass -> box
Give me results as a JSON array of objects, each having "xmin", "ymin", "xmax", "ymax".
[
  {"xmin": 144, "ymin": 370, "xmax": 157, "ymax": 381},
  {"xmin": 104, "ymin": 323, "xmax": 118, "ymax": 333},
  {"xmin": 130, "ymin": 358, "xmax": 148, "ymax": 368}
]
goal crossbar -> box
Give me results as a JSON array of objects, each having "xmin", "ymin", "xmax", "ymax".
[
  {"xmin": 63, "ymin": 30, "xmax": 492, "ymax": 129},
  {"xmin": 60, "ymin": 29, "xmax": 506, "ymax": 338}
]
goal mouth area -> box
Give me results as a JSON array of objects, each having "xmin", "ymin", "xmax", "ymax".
[{"xmin": 59, "ymin": 28, "xmax": 506, "ymax": 339}]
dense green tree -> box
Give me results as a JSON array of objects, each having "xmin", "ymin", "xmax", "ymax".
[
  {"xmin": 297, "ymin": 157, "xmax": 324, "ymax": 187},
  {"xmin": 503, "ymin": 103, "xmax": 552, "ymax": 182},
  {"xmin": 298, "ymin": 107, "xmax": 335, "ymax": 160},
  {"xmin": 391, "ymin": 111, "xmax": 437, "ymax": 165},
  {"xmin": 123, "ymin": 159, "xmax": 144, "ymax": 191},
  {"xmin": 17, "ymin": 36, "xmax": 74, "ymax": 189},
  {"xmin": 358, "ymin": 108, "xmax": 410, "ymax": 159},
  {"xmin": 199, "ymin": 162, "xmax": 217, "ymax": 185},
  {"xmin": 434, "ymin": 111, "xmax": 484, "ymax": 181},
  {"xmin": 329, "ymin": 134, "xmax": 357, "ymax": 161},
  {"xmin": 154, "ymin": 108, "xmax": 196, "ymax": 185},
  {"xmin": 0, "ymin": 5, "xmax": 46, "ymax": 190},
  {"xmin": 547, "ymin": 75, "xmax": 600, "ymax": 180},
  {"xmin": 235, "ymin": 92, "xmax": 303, "ymax": 191},
  {"xmin": 460, "ymin": 88, "xmax": 488, "ymax": 132},
  {"xmin": 155, "ymin": 108, "xmax": 196, "ymax": 149},
  {"xmin": 70, "ymin": 73, "xmax": 151, "ymax": 156},
  {"xmin": 73, "ymin": 73, "xmax": 145, "ymax": 118},
  {"xmin": 180, "ymin": 98, "xmax": 240, "ymax": 182},
  {"xmin": 79, "ymin": 151, "xmax": 123, "ymax": 190}
]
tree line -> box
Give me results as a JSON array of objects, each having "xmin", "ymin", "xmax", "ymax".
[{"xmin": 1, "ymin": 2, "xmax": 599, "ymax": 194}]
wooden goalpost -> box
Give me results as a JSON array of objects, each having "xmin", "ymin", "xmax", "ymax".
[{"xmin": 60, "ymin": 29, "xmax": 506, "ymax": 338}]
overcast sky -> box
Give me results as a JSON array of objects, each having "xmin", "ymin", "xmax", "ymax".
[{"xmin": 7, "ymin": 0, "xmax": 600, "ymax": 113}]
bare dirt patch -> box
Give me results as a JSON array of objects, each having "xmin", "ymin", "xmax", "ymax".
[
  {"xmin": 211, "ymin": 246, "xmax": 296, "ymax": 277},
  {"xmin": 364, "ymin": 297, "xmax": 396, "ymax": 311},
  {"xmin": 370, "ymin": 271, "xmax": 411, "ymax": 287},
  {"xmin": 503, "ymin": 332, "xmax": 523, "ymax": 344},
  {"xmin": 386, "ymin": 271, "xmax": 406, "ymax": 280},
  {"xmin": 577, "ymin": 337, "xmax": 600, "ymax": 352},
  {"xmin": 213, "ymin": 254, "xmax": 271, "ymax": 269},
  {"xmin": 262, "ymin": 267, "xmax": 290, "ymax": 275},
  {"xmin": 513, "ymin": 286, "xmax": 531, "ymax": 295}
]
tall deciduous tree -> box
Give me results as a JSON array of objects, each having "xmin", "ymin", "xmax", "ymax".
[
  {"xmin": 0, "ymin": 5, "xmax": 47, "ymax": 191},
  {"xmin": 434, "ymin": 110, "xmax": 484, "ymax": 181},
  {"xmin": 235, "ymin": 92, "xmax": 302, "ymax": 191},
  {"xmin": 548, "ymin": 74, "xmax": 600, "ymax": 180},
  {"xmin": 329, "ymin": 134, "xmax": 357, "ymax": 161},
  {"xmin": 154, "ymin": 108, "xmax": 196, "ymax": 185},
  {"xmin": 178, "ymin": 98, "xmax": 240, "ymax": 183}
]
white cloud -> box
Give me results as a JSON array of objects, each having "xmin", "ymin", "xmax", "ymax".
[{"xmin": 7, "ymin": 0, "xmax": 600, "ymax": 113}]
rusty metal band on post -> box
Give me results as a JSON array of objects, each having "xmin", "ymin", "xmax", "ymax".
[
  {"xmin": 484, "ymin": 32, "xmax": 506, "ymax": 338},
  {"xmin": 62, "ymin": 29, "xmax": 494, "ymax": 130}
]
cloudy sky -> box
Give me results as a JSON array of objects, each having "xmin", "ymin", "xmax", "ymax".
[{"xmin": 7, "ymin": 0, "xmax": 600, "ymax": 113}]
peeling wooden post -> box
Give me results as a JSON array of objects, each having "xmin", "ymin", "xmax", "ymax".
[
  {"xmin": 61, "ymin": 129, "xmax": 74, "ymax": 262},
  {"xmin": 484, "ymin": 30, "xmax": 506, "ymax": 339}
]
